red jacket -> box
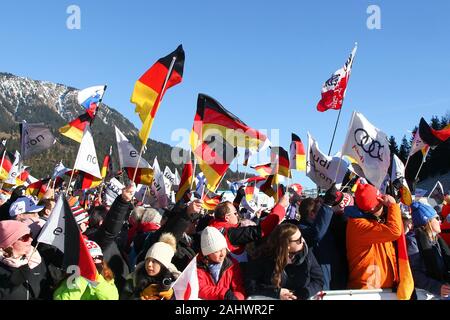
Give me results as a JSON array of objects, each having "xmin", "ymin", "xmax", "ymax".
[
  {"xmin": 209, "ymin": 203, "xmax": 286, "ymax": 254},
  {"xmin": 197, "ymin": 255, "xmax": 246, "ymax": 300}
]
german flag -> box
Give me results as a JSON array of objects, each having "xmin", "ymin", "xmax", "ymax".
[
  {"xmin": 190, "ymin": 94, "xmax": 268, "ymax": 152},
  {"xmin": 78, "ymin": 172, "xmax": 102, "ymax": 190},
  {"xmin": 418, "ymin": 117, "xmax": 450, "ymax": 146},
  {"xmin": 271, "ymin": 146, "xmax": 290, "ymax": 177},
  {"xmin": 59, "ymin": 113, "xmax": 91, "ymax": 143},
  {"xmin": 101, "ymin": 147, "xmax": 113, "ymax": 180},
  {"xmin": 202, "ymin": 192, "xmax": 222, "ymax": 211},
  {"xmin": 16, "ymin": 167, "xmax": 31, "ymax": 186},
  {"xmin": 26, "ymin": 178, "xmax": 51, "ymax": 199},
  {"xmin": 176, "ymin": 160, "xmax": 193, "ymax": 202},
  {"xmin": 260, "ymin": 174, "xmax": 277, "ymax": 198},
  {"xmin": 245, "ymin": 184, "xmax": 255, "ymax": 202},
  {"xmin": 250, "ymin": 163, "xmax": 273, "ymax": 177},
  {"xmin": 289, "ymin": 133, "xmax": 306, "ymax": 171},
  {"xmin": 0, "ymin": 151, "xmax": 13, "ymax": 181},
  {"xmin": 125, "ymin": 167, "xmax": 153, "ymax": 186},
  {"xmin": 131, "ymin": 45, "xmax": 185, "ymax": 144}
]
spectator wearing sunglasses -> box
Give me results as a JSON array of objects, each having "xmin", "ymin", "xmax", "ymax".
[
  {"xmin": 53, "ymin": 240, "xmax": 119, "ymax": 300},
  {"xmin": 344, "ymin": 183, "xmax": 402, "ymax": 291},
  {"xmin": 244, "ymin": 223, "xmax": 324, "ymax": 300},
  {"xmin": 407, "ymin": 201, "xmax": 450, "ymax": 300},
  {"xmin": 0, "ymin": 220, "xmax": 53, "ymax": 300}
]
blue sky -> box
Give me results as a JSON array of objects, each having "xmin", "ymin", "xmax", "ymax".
[{"xmin": 1, "ymin": 1, "xmax": 449, "ymax": 188}]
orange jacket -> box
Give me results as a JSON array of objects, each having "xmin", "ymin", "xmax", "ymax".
[{"xmin": 346, "ymin": 203, "xmax": 402, "ymax": 289}]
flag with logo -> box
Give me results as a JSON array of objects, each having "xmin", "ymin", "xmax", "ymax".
[
  {"xmin": 131, "ymin": 45, "xmax": 185, "ymax": 144},
  {"xmin": 173, "ymin": 256, "xmax": 199, "ymax": 300},
  {"xmin": 37, "ymin": 194, "xmax": 97, "ymax": 282},
  {"xmin": 73, "ymin": 127, "xmax": 101, "ymax": 179},
  {"xmin": 306, "ymin": 133, "xmax": 348, "ymax": 190},
  {"xmin": 317, "ymin": 43, "xmax": 357, "ymax": 112},
  {"xmin": 20, "ymin": 122, "xmax": 56, "ymax": 160},
  {"xmin": 115, "ymin": 126, "xmax": 153, "ymax": 185},
  {"xmin": 341, "ymin": 111, "xmax": 391, "ymax": 189},
  {"xmin": 4, "ymin": 151, "xmax": 21, "ymax": 185}
]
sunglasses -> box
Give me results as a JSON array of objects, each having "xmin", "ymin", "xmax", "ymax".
[
  {"xmin": 18, "ymin": 233, "xmax": 32, "ymax": 242},
  {"xmin": 289, "ymin": 234, "xmax": 303, "ymax": 244}
]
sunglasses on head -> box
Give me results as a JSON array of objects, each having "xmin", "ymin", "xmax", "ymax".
[
  {"xmin": 289, "ymin": 234, "xmax": 303, "ymax": 244},
  {"xmin": 18, "ymin": 233, "xmax": 32, "ymax": 242}
]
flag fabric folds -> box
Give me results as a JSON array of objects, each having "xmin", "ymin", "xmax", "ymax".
[
  {"xmin": 20, "ymin": 123, "xmax": 56, "ymax": 160},
  {"xmin": 250, "ymin": 163, "xmax": 274, "ymax": 178},
  {"xmin": 391, "ymin": 155, "xmax": 412, "ymax": 206},
  {"xmin": 409, "ymin": 118, "xmax": 450, "ymax": 158},
  {"xmin": 131, "ymin": 45, "xmax": 185, "ymax": 144},
  {"xmin": 59, "ymin": 113, "xmax": 92, "ymax": 143},
  {"xmin": 37, "ymin": 195, "xmax": 97, "ymax": 282},
  {"xmin": 396, "ymin": 229, "xmax": 414, "ymax": 300},
  {"xmin": 202, "ymin": 192, "xmax": 222, "ymax": 211},
  {"xmin": 78, "ymin": 85, "xmax": 106, "ymax": 118},
  {"xmin": 26, "ymin": 178, "xmax": 51, "ymax": 199},
  {"xmin": 73, "ymin": 127, "xmax": 101, "ymax": 179},
  {"xmin": 173, "ymin": 256, "xmax": 199, "ymax": 300},
  {"xmin": 290, "ymin": 133, "xmax": 306, "ymax": 171},
  {"xmin": 317, "ymin": 44, "xmax": 357, "ymax": 112},
  {"xmin": 175, "ymin": 160, "xmax": 193, "ymax": 202},
  {"xmin": 341, "ymin": 111, "xmax": 391, "ymax": 189},
  {"xmin": 4, "ymin": 151, "xmax": 21, "ymax": 185},
  {"xmin": 270, "ymin": 146, "xmax": 290, "ymax": 177}
]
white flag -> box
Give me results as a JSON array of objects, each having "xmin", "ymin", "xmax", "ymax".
[
  {"xmin": 5, "ymin": 151, "xmax": 21, "ymax": 185},
  {"xmin": 104, "ymin": 178, "xmax": 125, "ymax": 206},
  {"xmin": 78, "ymin": 85, "xmax": 106, "ymax": 109},
  {"xmin": 115, "ymin": 126, "xmax": 151, "ymax": 169},
  {"xmin": 427, "ymin": 181, "xmax": 445, "ymax": 207},
  {"xmin": 163, "ymin": 167, "xmax": 176, "ymax": 194},
  {"xmin": 409, "ymin": 128, "xmax": 428, "ymax": 157},
  {"xmin": 37, "ymin": 195, "xmax": 65, "ymax": 252},
  {"xmin": 148, "ymin": 157, "xmax": 168, "ymax": 208},
  {"xmin": 73, "ymin": 127, "xmax": 101, "ymax": 179},
  {"xmin": 306, "ymin": 133, "xmax": 348, "ymax": 190},
  {"xmin": 341, "ymin": 111, "xmax": 391, "ymax": 189},
  {"xmin": 173, "ymin": 256, "xmax": 200, "ymax": 300},
  {"xmin": 52, "ymin": 161, "xmax": 70, "ymax": 179},
  {"xmin": 174, "ymin": 168, "xmax": 181, "ymax": 186}
]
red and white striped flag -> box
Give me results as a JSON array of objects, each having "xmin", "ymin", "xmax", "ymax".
[{"xmin": 173, "ymin": 255, "xmax": 199, "ymax": 300}]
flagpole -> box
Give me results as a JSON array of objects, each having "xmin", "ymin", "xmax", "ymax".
[
  {"xmin": 0, "ymin": 140, "xmax": 7, "ymax": 179},
  {"xmin": 243, "ymin": 165, "xmax": 248, "ymax": 181},
  {"xmin": 327, "ymin": 107, "xmax": 343, "ymax": 156},
  {"xmin": 413, "ymin": 149, "xmax": 429, "ymax": 184},
  {"xmin": 66, "ymin": 169, "xmax": 76, "ymax": 196},
  {"xmin": 190, "ymin": 154, "xmax": 197, "ymax": 191},
  {"xmin": 132, "ymin": 57, "xmax": 177, "ymax": 183}
]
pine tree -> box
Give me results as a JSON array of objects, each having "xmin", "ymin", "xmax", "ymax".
[
  {"xmin": 388, "ymin": 136, "xmax": 399, "ymax": 156},
  {"xmin": 398, "ymin": 135, "xmax": 411, "ymax": 163}
]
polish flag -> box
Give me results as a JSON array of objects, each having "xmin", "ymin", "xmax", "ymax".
[{"xmin": 172, "ymin": 255, "xmax": 200, "ymax": 300}]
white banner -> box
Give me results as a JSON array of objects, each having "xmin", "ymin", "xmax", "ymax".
[
  {"xmin": 306, "ymin": 133, "xmax": 348, "ymax": 190},
  {"xmin": 20, "ymin": 123, "xmax": 56, "ymax": 160},
  {"xmin": 115, "ymin": 126, "xmax": 151, "ymax": 169},
  {"xmin": 73, "ymin": 126, "xmax": 101, "ymax": 178},
  {"xmin": 341, "ymin": 111, "xmax": 391, "ymax": 189}
]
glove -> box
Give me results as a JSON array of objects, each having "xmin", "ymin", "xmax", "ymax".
[
  {"xmin": 140, "ymin": 283, "xmax": 159, "ymax": 300},
  {"xmin": 158, "ymin": 288, "xmax": 174, "ymax": 300},
  {"xmin": 323, "ymin": 183, "xmax": 343, "ymax": 207}
]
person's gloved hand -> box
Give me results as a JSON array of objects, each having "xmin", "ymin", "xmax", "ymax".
[
  {"xmin": 158, "ymin": 287, "xmax": 174, "ymax": 300},
  {"xmin": 323, "ymin": 183, "xmax": 343, "ymax": 206}
]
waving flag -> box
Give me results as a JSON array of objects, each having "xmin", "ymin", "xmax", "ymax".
[
  {"xmin": 37, "ymin": 195, "xmax": 97, "ymax": 282},
  {"xmin": 290, "ymin": 133, "xmax": 306, "ymax": 171},
  {"xmin": 341, "ymin": 112, "xmax": 391, "ymax": 189},
  {"xmin": 396, "ymin": 229, "xmax": 414, "ymax": 300},
  {"xmin": 271, "ymin": 146, "xmax": 290, "ymax": 177},
  {"xmin": 26, "ymin": 178, "xmax": 51, "ymax": 199},
  {"xmin": 410, "ymin": 118, "xmax": 450, "ymax": 158},
  {"xmin": 173, "ymin": 256, "xmax": 199, "ymax": 300},
  {"xmin": 391, "ymin": 155, "xmax": 412, "ymax": 206},
  {"xmin": 59, "ymin": 113, "xmax": 91, "ymax": 143},
  {"xmin": 250, "ymin": 163, "xmax": 274, "ymax": 178},
  {"xmin": 78, "ymin": 85, "xmax": 106, "ymax": 118},
  {"xmin": 175, "ymin": 160, "xmax": 193, "ymax": 202},
  {"xmin": 202, "ymin": 192, "xmax": 222, "ymax": 211},
  {"xmin": 73, "ymin": 127, "xmax": 101, "ymax": 179},
  {"xmin": 5, "ymin": 151, "xmax": 21, "ymax": 185},
  {"xmin": 131, "ymin": 45, "xmax": 185, "ymax": 144},
  {"xmin": 317, "ymin": 44, "xmax": 357, "ymax": 112},
  {"xmin": 20, "ymin": 123, "xmax": 56, "ymax": 160}
]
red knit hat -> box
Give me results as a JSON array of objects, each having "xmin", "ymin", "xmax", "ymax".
[
  {"xmin": 355, "ymin": 183, "xmax": 381, "ymax": 212},
  {"xmin": 0, "ymin": 221, "xmax": 30, "ymax": 249}
]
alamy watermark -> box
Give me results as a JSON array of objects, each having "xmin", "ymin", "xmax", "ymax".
[
  {"xmin": 66, "ymin": 5, "xmax": 81, "ymax": 30},
  {"xmin": 367, "ymin": 5, "xmax": 381, "ymax": 30}
]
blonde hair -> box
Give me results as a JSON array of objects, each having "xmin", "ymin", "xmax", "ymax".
[{"xmin": 422, "ymin": 220, "xmax": 437, "ymax": 242}]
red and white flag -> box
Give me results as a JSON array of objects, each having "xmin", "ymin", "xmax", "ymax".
[
  {"xmin": 317, "ymin": 43, "xmax": 357, "ymax": 112},
  {"xmin": 172, "ymin": 255, "xmax": 199, "ymax": 300}
]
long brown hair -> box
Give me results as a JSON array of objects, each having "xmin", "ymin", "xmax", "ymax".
[{"xmin": 256, "ymin": 223, "xmax": 299, "ymax": 288}]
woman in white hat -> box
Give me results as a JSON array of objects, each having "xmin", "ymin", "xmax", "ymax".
[
  {"xmin": 121, "ymin": 233, "xmax": 180, "ymax": 300},
  {"xmin": 196, "ymin": 226, "xmax": 246, "ymax": 300},
  {"xmin": 53, "ymin": 239, "xmax": 119, "ymax": 300}
]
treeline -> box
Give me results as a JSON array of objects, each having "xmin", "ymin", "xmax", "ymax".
[{"xmin": 388, "ymin": 112, "xmax": 450, "ymax": 189}]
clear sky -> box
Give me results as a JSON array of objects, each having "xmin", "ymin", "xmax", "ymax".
[{"xmin": 1, "ymin": 0, "xmax": 449, "ymax": 188}]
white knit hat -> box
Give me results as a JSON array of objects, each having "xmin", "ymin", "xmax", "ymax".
[
  {"xmin": 145, "ymin": 233, "xmax": 178, "ymax": 272},
  {"xmin": 201, "ymin": 226, "xmax": 228, "ymax": 256}
]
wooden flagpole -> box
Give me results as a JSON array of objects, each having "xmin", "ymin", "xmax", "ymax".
[{"xmin": 132, "ymin": 56, "xmax": 177, "ymax": 183}]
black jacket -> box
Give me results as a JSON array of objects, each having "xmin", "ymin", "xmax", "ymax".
[
  {"xmin": 88, "ymin": 195, "xmax": 132, "ymax": 293},
  {"xmin": 0, "ymin": 260, "xmax": 53, "ymax": 300},
  {"xmin": 244, "ymin": 244, "xmax": 324, "ymax": 300}
]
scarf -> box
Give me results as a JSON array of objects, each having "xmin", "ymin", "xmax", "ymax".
[
  {"xmin": 208, "ymin": 262, "xmax": 223, "ymax": 284},
  {"xmin": 0, "ymin": 246, "xmax": 42, "ymax": 270}
]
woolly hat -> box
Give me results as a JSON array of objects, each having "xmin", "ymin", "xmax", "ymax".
[
  {"xmin": 145, "ymin": 233, "xmax": 177, "ymax": 271},
  {"xmin": 411, "ymin": 201, "xmax": 438, "ymax": 227},
  {"xmin": 201, "ymin": 226, "xmax": 228, "ymax": 256},
  {"xmin": 68, "ymin": 197, "xmax": 89, "ymax": 225},
  {"xmin": 355, "ymin": 184, "xmax": 381, "ymax": 213},
  {"xmin": 0, "ymin": 220, "xmax": 30, "ymax": 249},
  {"xmin": 85, "ymin": 239, "xmax": 103, "ymax": 258},
  {"xmin": 9, "ymin": 196, "xmax": 44, "ymax": 217}
]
